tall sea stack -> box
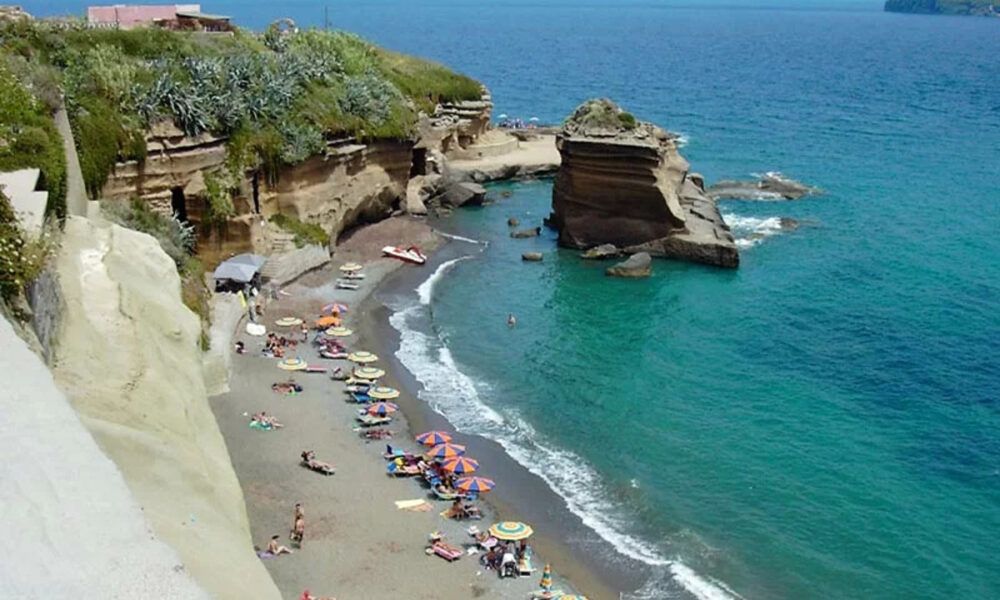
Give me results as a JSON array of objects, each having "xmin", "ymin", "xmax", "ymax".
[{"xmin": 550, "ymin": 99, "xmax": 739, "ymax": 268}]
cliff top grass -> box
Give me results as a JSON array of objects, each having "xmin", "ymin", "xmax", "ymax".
[
  {"xmin": 0, "ymin": 19, "xmax": 482, "ymax": 198},
  {"xmin": 564, "ymin": 98, "xmax": 638, "ymax": 135}
]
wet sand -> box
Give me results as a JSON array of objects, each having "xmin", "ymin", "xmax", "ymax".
[{"xmin": 210, "ymin": 217, "xmax": 582, "ymax": 599}]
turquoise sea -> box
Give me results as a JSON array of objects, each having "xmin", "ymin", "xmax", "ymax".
[{"xmin": 34, "ymin": 1, "xmax": 1000, "ymax": 598}]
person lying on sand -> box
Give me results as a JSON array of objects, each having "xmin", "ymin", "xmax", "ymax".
[
  {"xmin": 301, "ymin": 450, "xmax": 335, "ymax": 473},
  {"xmin": 252, "ymin": 412, "xmax": 283, "ymax": 428},
  {"xmin": 299, "ymin": 590, "xmax": 335, "ymax": 600},
  {"xmin": 267, "ymin": 534, "xmax": 293, "ymax": 556}
]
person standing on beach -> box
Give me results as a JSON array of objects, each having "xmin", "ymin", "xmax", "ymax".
[
  {"xmin": 291, "ymin": 503, "xmax": 304, "ymax": 539},
  {"xmin": 292, "ymin": 515, "xmax": 305, "ymax": 546}
]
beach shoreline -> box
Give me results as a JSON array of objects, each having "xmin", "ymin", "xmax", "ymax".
[{"xmin": 210, "ymin": 215, "xmax": 606, "ymax": 599}]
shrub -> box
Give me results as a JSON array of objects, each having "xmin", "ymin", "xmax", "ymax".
[
  {"xmin": 269, "ymin": 213, "xmax": 330, "ymax": 248},
  {"xmin": 376, "ymin": 49, "xmax": 482, "ymax": 113},
  {"xmin": 102, "ymin": 198, "xmax": 194, "ymax": 268},
  {"xmin": 0, "ymin": 190, "xmax": 57, "ymax": 303}
]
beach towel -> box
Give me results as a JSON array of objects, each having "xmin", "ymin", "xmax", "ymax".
[{"xmin": 395, "ymin": 499, "xmax": 428, "ymax": 510}]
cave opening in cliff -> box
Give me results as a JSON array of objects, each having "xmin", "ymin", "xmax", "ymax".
[
  {"xmin": 170, "ymin": 187, "xmax": 188, "ymax": 222},
  {"xmin": 410, "ymin": 148, "xmax": 427, "ymax": 177}
]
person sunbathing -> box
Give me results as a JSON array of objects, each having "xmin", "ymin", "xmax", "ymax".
[
  {"xmin": 267, "ymin": 534, "xmax": 293, "ymax": 556},
  {"xmin": 255, "ymin": 412, "xmax": 283, "ymax": 428},
  {"xmin": 301, "ymin": 450, "xmax": 335, "ymax": 473}
]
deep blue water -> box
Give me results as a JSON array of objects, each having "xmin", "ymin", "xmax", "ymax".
[{"xmin": 30, "ymin": 1, "xmax": 1000, "ymax": 598}]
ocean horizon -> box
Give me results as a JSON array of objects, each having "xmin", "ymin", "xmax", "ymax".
[{"xmin": 28, "ymin": 1, "xmax": 1000, "ymax": 598}]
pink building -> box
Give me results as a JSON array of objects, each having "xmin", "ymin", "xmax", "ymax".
[{"xmin": 86, "ymin": 4, "xmax": 201, "ymax": 29}]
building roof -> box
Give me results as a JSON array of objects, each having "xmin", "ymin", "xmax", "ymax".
[
  {"xmin": 0, "ymin": 168, "xmax": 47, "ymax": 236},
  {"xmin": 86, "ymin": 4, "xmax": 201, "ymax": 26},
  {"xmin": 175, "ymin": 10, "xmax": 230, "ymax": 21}
]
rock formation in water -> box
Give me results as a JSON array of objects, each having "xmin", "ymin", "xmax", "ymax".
[
  {"xmin": 550, "ymin": 99, "xmax": 739, "ymax": 268},
  {"xmin": 606, "ymin": 252, "xmax": 653, "ymax": 278},
  {"xmin": 45, "ymin": 216, "xmax": 281, "ymax": 599},
  {"xmin": 706, "ymin": 172, "xmax": 820, "ymax": 201}
]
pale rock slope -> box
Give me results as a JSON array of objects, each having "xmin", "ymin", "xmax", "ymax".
[
  {"xmin": 0, "ymin": 315, "xmax": 208, "ymax": 599},
  {"xmin": 48, "ymin": 216, "xmax": 280, "ymax": 599}
]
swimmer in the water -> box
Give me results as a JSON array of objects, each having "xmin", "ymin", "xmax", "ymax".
[{"xmin": 507, "ymin": 313, "xmax": 516, "ymax": 327}]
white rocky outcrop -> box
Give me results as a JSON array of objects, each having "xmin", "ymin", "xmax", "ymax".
[
  {"xmin": 47, "ymin": 216, "xmax": 280, "ymax": 599},
  {"xmin": 0, "ymin": 315, "xmax": 208, "ymax": 599}
]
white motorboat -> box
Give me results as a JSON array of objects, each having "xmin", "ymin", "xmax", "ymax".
[{"xmin": 382, "ymin": 245, "xmax": 427, "ymax": 265}]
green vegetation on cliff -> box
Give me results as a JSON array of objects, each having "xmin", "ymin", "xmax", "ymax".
[
  {"xmin": 884, "ymin": 0, "xmax": 997, "ymax": 15},
  {"xmin": 0, "ymin": 62, "xmax": 66, "ymax": 218},
  {"xmin": 565, "ymin": 98, "xmax": 639, "ymax": 133},
  {"xmin": 0, "ymin": 19, "xmax": 482, "ymax": 198}
]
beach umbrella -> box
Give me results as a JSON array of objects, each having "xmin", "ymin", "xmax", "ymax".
[
  {"xmin": 455, "ymin": 476, "xmax": 495, "ymax": 494},
  {"xmin": 488, "ymin": 521, "xmax": 534, "ymax": 541},
  {"xmin": 354, "ymin": 366, "xmax": 386, "ymax": 380},
  {"xmin": 322, "ymin": 302, "xmax": 349, "ymax": 314},
  {"xmin": 497, "ymin": 113, "xmax": 508, "ymax": 119},
  {"xmin": 315, "ymin": 315, "xmax": 341, "ymax": 328},
  {"xmin": 325, "ymin": 326, "xmax": 353, "ymax": 337},
  {"xmin": 529, "ymin": 117, "xmax": 540, "ymax": 122},
  {"xmin": 348, "ymin": 351, "xmax": 379, "ymax": 364},
  {"xmin": 368, "ymin": 386, "xmax": 400, "ymax": 400},
  {"xmin": 416, "ymin": 430, "xmax": 452, "ymax": 446},
  {"xmin": 441, "ymin": 456, "xmax": 479, "ymax": 474},
  {"xmin": 366, "ymin": 402, "xmax": 399, "ymax": 416},
  {"xmin": 275, "ymin": 317, "xmax": 303, "ymax": 327},
  {"xmin": 539, "ymin": 564, "xmax": 552, "ymax": 591},
  {"xmin": 339, "ymin": 262, "xmax": 363, "ymax": 272},
  {"xmin": 427, "ymin": 443, "xmax": 466, "ymax": 459},
  {"xmin": 277, "ymin": 357, "xmax": 307, "ymax": 371}
]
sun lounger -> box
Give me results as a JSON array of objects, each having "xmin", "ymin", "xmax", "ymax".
[
  {"xmin": 387, "ymin": 462, "xmax": 421, "ymax": 477},
  {"xmin": 336, "ymin": 281, "xmax": 359, "ymax": 290},
  {"xmin": 350, "ymin": 392, "xmax": 371, "ymax": 403},
  {"xmin": 356, "ymin": 414, "xmax": 391, "ymax": 427},
  {"xmin": 518, "ymin": 555, "xmax": 534, "ymax": 576},
  {"xmin": 319, "ymin": 351, "xmax": 348, "ymax": 360},
  {"xmin": 304, "ymin": 366, "xmax": 327, "ymax": 373},
  {"xmin": 432, "ymin": 487, "xmax": 461, "ymax": 501},
  {"xmin": 430, "ymin": 541, "xmax": 463, "ymax": 562}
]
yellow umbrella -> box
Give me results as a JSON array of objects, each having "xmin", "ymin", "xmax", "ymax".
[
  {"xmin": 348, "ymin": 351, "xmax": 379, "ymax": 364},
  {"xmin": 353, "ymin": 366, "xmax": 385, "ymax": 380},
  {"xmin": 488, "ymin": 521, "xmax": 534, "ymax": 541},
  {"xmin": 275, "ymin": 317, "xmax": 302, "ymax": 327},
  {"xmin": 368, "ymin": 386, "xmax": 400, "ymax": 400},
  {"xmin": 326, "ymin": 326, "xmax": 353, "ymax": 337},
  {"xmin": 339, "ymin": 262, "xmax": 363, "ymax": 272},
  {"xmin": 277, "ymin": 357, "xmax": 308, "ymax": 371}
]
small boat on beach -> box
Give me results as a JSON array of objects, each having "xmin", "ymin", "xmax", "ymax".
[{"xmin": 382, "ymin": 245, "xmax": 427, "ymax": 265}]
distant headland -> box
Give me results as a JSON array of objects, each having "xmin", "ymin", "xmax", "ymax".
[{"xmin": 884, "ymin": 0, "xmax": 999, "ymax": 17}]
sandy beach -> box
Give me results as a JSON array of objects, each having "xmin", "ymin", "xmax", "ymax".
[{"xmin": 210, "ymin": 217, "xmax": 581, "ymax": 599}]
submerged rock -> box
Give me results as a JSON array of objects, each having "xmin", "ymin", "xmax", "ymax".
[
  {"xmin": 606, "ymin": 252, "xmax": 652, "ymax": 278},
  {"xmin": 511, "ymin": 226, "xmax": 541, "ymax": 239},
  {"xmin": 550, "ymin": 99, "xmax": 738, "ymax": 268},
  {"xmin": 580, "ymin": 243, "xmax": 620, "ymax": 260},
  {"xmin": 706, "ymin": 173, "xmax": 820, "ymax": 201},
  {"xmin": 522, "ymin": 252, "xmax": 543, "ymax": 262},
  {"xmin": 507, "ymin": 217, "xmax": 520, "ymax": 227}
]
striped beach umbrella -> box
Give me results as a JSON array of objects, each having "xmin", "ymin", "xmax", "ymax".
[
  {"xmin": 277, "ymin": 357, "xmax": 307, "ymax": 371},
  {"xmin": 322, "ymin": 302, "xmax": 349, "ymax": 314},
  {"xmin": 348, "ymin": 351, "xmax": 379, "ymax": 364},
  {"xmin": 558, "ymin": 596, "xmax": 589, "ymax": 600},
  {"xmin": 366, "ymin": 402, "xmax": 399, "ymax": 417},
  {"xmin": 441, "ymin": 456, "xmax": 479, "ymax": 474},
  {"xmin": 339, "ymin": 262, "xmax": 363, "ymax": 272},
  {"xmin": 368, "ymin": 386, "xmax": 400, "ymax": 400},
  {"xmin": 488, "ymin": 521, "xmax": 534, "ymax": 541},
  {"xmin": 427, "ymin": 443, "xmax": 466, "ymax": 460},
  {"xmin": 455, "ymin": 476, "xmax": 495, "ymax": 494},
  {"xmin": 353, "ymin": 366, "xmax": 385, "ymax": 380},
  {"xmin": 325, "ymin": 326, "xmax": 353, "ymax": 337},
  {"xmin": 275, "ymin": 317, "xmax": 302, "ymax": 327},
  {"xmin": 539, "ymin": 563, "xmax": 552, "ymax": 591},
  {"xmin": 415, "ymin": 431, "xmax": 452, "ymax": 446}
]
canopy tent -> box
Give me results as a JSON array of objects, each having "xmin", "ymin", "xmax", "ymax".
[{"xmin": 213, "ymin": 253, "xmax": 266, "ymax": 284}]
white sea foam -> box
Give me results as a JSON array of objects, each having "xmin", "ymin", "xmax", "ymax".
[
  {"xmin": 391, "ymin": 266, "xmax": 745, "ymax": 600},
  {"xmin": 722, "ymin": 213, "xmax": 785, "ymax": 249},
  {"xmin": 437, "ymin": 230, "xmax": 486, "ymax": 245},
  {"xmin": 416, "ymin": 256, "xmax": 473, "ymax": 305}
]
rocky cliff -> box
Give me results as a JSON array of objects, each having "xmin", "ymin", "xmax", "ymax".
[
  {"xmin": 884, "ymin": 0, "xmax": 998, "ymax": 16},
  {"xmin": 47, "ymin": 216, "xmax": 281, "ymax": 599},
  {"xmin": 550, "ymin": 99, "xmax": 738, "ymax": 268}
]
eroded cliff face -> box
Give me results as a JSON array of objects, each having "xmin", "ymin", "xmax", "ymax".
[
  {"xmin": 550, "ymin": 100, "xmax": 739, "ymax": 268},
  {"xmin": 48, "ymin": 216, "xmax": 281, "ymax": 600}
]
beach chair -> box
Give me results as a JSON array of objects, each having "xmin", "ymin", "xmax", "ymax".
[
  {"xmin": 430, "ymin": 541, "xmax": 463, "ymax": 562},
  {"xmin": 356, "ymin": 414, "xmax": 391, "ymax": 427},
  {"xmin": 518, "ymin": 555, "xmax": 534, "ymax": 576},
  {"xmin": 304, "ymin": 366, "xmax": 327, "ymax": 374},
  {"xmin": 349, "ymin": 392, "xmax": 371, "ymax": 403}
]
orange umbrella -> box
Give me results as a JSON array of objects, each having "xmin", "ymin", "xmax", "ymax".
[
  {"xmin": 315, "ymin": 315, "xmax": 341, "ymax": 328},
  {"xmin": 426, "ymin": 443, "xmax": 466, "ymax": 459}
]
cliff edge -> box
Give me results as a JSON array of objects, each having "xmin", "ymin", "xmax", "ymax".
[
  {"xmin": 48, "ymin": 216, "xmax": 280, "ymax": 599},
  {"xmin": 550, "ymin": 99, "xmax": 739, "ymax": 268}
]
